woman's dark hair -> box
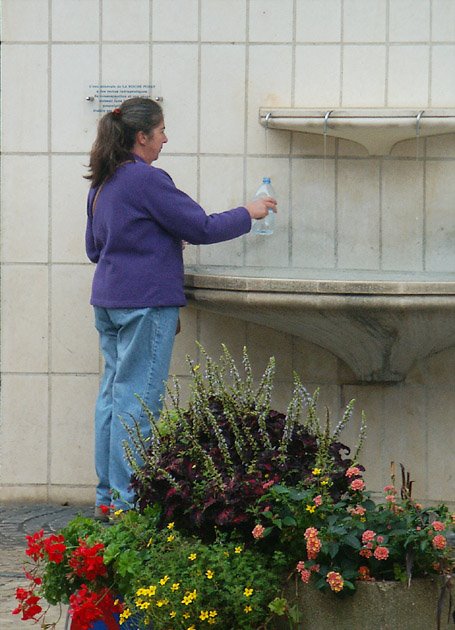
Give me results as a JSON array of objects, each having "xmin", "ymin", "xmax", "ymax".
[{"xmin": 85, "ymin": 97, "xmax": 163, "ymax": 187}]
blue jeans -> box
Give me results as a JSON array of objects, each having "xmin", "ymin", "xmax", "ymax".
[{"xmin": 94, "ymin": 306, "xmax": 179, "ymax": 510}]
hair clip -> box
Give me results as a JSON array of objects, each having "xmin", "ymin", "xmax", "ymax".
[{"xmin": 112, "ymin": 108, "xmax": 122, "ymax": 118}]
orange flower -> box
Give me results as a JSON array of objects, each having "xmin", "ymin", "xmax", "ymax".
[{"xmin": 326, "ymin": 571, "xmax": 344, "ymax": 592}]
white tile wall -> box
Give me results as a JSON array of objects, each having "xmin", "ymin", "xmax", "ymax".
[
  {"xmin": 2, "ymin": 45, "xmax": 49, "ymax": 152},
  {"xmin": 389, "ymin": 0, "xmax": 431, "ymax": 42},
  {"xmin": 3, "ymin": 0, "xmax": 455, "ymax": 504},
  {"xmin": 249, "ymin": 0, "xmax": 294, "ymax": 43},
  {"xmin": 51, "ymin": 44, "xmax": 99, "ymax": 152},
  {"xmin": 152, "ymin": 0, "xmax": 199, "ymax": 42},
  {"xmin": 296, "ymin": 0, "xmax": 342, "ymax": 43},
  {"xmin": 199, "ymin": 156, "xmax": 245, "ymax": 266},
  {"xmin": 295, "ymin": 45, "xmax": 341, "ymax": 107},
  {"xmin": 2, "ymin": 0, "xmax": 48, "ymax": 42},
  {"xmin": 337, "ymin": 160, "xmax": 380, "ymax": 269},
  {"xmin": 50, "ymin": 265, "xmax": 99, "ymax": 373},
  {"xmin": 425, "ymin": 161, "xmax": 455, "ymax": 271},
  {"xmin": 388, "ymin": 45, "xmax": 429, "ymax": 106},
  {"xmin": 1, "ymin": 156, "xmax": 49, "ymax": 263},
  {"xmin": 432, "ymin": 0, "xmax": 455, "ymax": 41},
  {"xmin": 1, "ymin": 266, "xmax": 49, "ymax": 373},
  {"xmin": 51, "ymin": 156, "xmax": 91, "ymax": 263},
  {"xmin": 201, "ymin": 0, "xmax": 246, "ymax": 42},
  {"xmin": 247, "ymin": 45, "xmax": 293, "ymax": 154},
  {"xmin": 292, "ymin": 159, "xmax": 336, "ymax": 269},
  {"xmin": 52, "ymin": 0, "xmax": 99, "ymax": 42},
  {"xmin": 431, "ymin": 45, "xmax": 455, "ymax": 106},
  {"xmin": 50, "ymin": 375, "xmax": 99, "ymax": 485},
  {"xmin": 382, "ymin": 161, "xmax": 424, "ymax": 271},
  {"xmin": 200, "ymin": 44, "xmax": 246, "ymax": 154},
  {"xmin": 343, "ymin": 0, "xmax": 387, "ymax": 42},
  {"xmin": 153, "ymin": 44, "xmax": 199, "ymax": 154},
  {"xmin": 0, "ymin": 375, "xmax": 49, "ymax": 485},
  {"xmin": 102, "ymin": 0, "xmax": 150, "ymax": 41},
  {"xmin": 342, "ymin": 45, "xmax": 386, "ymax": 106}
]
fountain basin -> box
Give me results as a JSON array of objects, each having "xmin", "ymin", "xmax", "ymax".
[
  {"xmin": 259, "ymin": 108, "xmax": 455, "ymax": 155},
  {"xmin": 184, "ymin": 274, "xmax": 455, "ymax": 383}
]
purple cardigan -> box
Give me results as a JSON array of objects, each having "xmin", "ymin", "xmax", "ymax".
[{"xmin": 85, "ymin": 156, "xmax": 251, "ymax": 308}]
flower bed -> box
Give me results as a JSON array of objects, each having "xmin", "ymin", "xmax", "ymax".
[{"xmin": 12, "ymin": 347, "xmax": 455, "ymax": 629}]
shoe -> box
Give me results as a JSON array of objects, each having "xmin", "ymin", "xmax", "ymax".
[{"xmin": 94, "ymin": 505, "xmax": 110, "ymax": 522}]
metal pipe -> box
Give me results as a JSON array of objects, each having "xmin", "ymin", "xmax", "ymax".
[
  {"xmin": 264, "ymin": 112, "xmax": 272, "ymax": 128},
  {"xmin": 323, "ymin": 110, "xmax": 333, "ymax": 135},
  {"xmin": 416, "ymin": 110, "xmax": 425, "ymax": 137}
]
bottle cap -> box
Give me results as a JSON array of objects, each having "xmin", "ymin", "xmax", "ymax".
[{"xmin": 262, "ymin": 177, "xmax": 271, "ymax": 183}]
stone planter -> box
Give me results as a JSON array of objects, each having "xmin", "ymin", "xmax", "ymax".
[{"xmin": 278, "ymin": 578, "xmax": 454, "ymax": 630}]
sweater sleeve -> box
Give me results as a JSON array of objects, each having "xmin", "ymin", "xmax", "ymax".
[
  {"xmin": 85, "ymin": 188, "xmax": 100, "ymax": 263},
  {"xmin": 140, "ymin": 167, "xmax": 251, "ymax": 245}
]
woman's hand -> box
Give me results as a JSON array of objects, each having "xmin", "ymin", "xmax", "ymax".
[{"xmin": 245, "ymin": 196, "xmax": 277, "ymax": 220}]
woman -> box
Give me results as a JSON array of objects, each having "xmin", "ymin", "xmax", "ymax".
[{"xmin": 85, "ymin": 97, "xmax": 276, "ymax": 518}]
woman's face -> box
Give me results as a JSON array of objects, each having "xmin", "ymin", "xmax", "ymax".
[{"xmin": 135, "ymin": 119, "xmax": 168, "ymax": 163}]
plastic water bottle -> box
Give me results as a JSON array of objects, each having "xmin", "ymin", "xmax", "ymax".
[{"xmin": 252, "ymin": 177, "xmax": 276, "ymax": 235}]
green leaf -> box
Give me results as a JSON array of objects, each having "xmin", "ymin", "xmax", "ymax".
[
  {"xmin": 282, "ymin": 516, "xmax": 297, "ymax": 527},
  {"xmin": 271, "ymin": 485, "xmax": 289, "ymax": 495},
  {"xmin": 343, "ymin": 579, "xmax": 356, "ymax": 591},
  {"xmin": 344, "ymin": 534, "xmax": 361, "ymax": 549},
  {"xmin": 328, "ymin": 542, "xmax": 340, "ymax": 558}
]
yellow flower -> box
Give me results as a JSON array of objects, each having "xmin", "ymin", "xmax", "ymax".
[
  {"xmin": 244, "ymin": 605, "xmax": 252, "ymax": 613},
  {"xmin": 119, "ymin": 608, "xmax": 131, "ymax": 624},
  {"xmin": 188, "ymin": 626, "xmax": 196, "ymax": 630},
  {"xmin": 146, "ymin": 537, "xmax": 153, "ymax": 547},
  {"xmin": 156, "ymin": 599, "xmax": 168, "ymax": 607},
  {"xmin": 208, "ymin": 621, "xmax": 216, "ymax": 626},
  {"xmin": 188, "ymin": 553, "xmax": 197, "ymax": 561},
  {"xmin": 183, "ymin": 612, "xmax": 190, "ymax": 619},
  {"xmin": 206, "ymin": 569, "xmax": 214, "ymax": 579},
  {"xmin": 160, "ymin": 575, "xmax": 170, "ymax": 586},
  {"xmin": 312, "ymin": 468, "xmax": 322, "ymax": 476},
  {"xmin": 244, "ymin": 588, "xmax": 253, "ymax": 597},
  {"xmin": 167, "ymin": 534, "xmax": 175, "ymax": 542},
  {"xmin": 167, "ymin": 522, "xmax": 175, "ymax": 530},
  {"xmin": 170, "ymin": 611, "xmax": 176, "ymax": 618},
  {"xmin": 306, "ymin": 504, "xmax": 316, "ymax": 513},
  {"xmin": 209, "ymin": 610, "xmax": 218, "ymax": 617},
  {"xmin": 200, "ymin": 610, "xmax": 209, "ymax": 620},
  {"xmin": 321, "ymin": 479, "xmax": 329, "ymax": 486},
  {"xmin": 235, "ymin": 546, "xmax": 242, "ymax": 554},
  {"xmin": 114, "ymin": 509, "xmax": 124, "ymax": 517},
  {"xmin": 171, "ymin": 583, "xmax": 180, "ymax": 591},
  {"xmin": 360, "ymin": 517, "xmax": 366, "ymax": 522}
]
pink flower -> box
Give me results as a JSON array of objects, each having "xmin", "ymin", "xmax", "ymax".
[
  {"xmin": 262, "ymin": 480, "xmax": 275, "ymax": 490},
  {"xmin": 252, "ymin": 524, "xmax": 265, "ymax": 540},
  {"xmin": 431, "ymin": 521, "xmax": 445, "ymax": 532},
  {"xmin": 362, "ymin": 530, "xmax": 376, "ymax": 544},
  {"xmin": 349, "ymin": 505, "xmax": 366, "ymax": 516},
  {"xmin": 296, "ymin": 561, "xmax": 306, "ymax": 573},
  {"xmin": 306, "ymin": 536, "xmax": 321, "ymax": 560},
  {"xmin": 326, "ymin": 571, "xmax": 344, "ymax": 592},
  {"xmin": 383, "ymin": 485, "xmax": 396, "ymax": 494},
  {"xmin": 432, "ymin": 535, "xmax": 447, "ymax": 550},
  {"xmin": 385, "ymin": 495, "xmax": 396, "ymax": 503},
  {"xmin": 300, "ymin": 569, "xmax": 311, "ymax": 583},
  {"xmin": 346, "ymin": 467, "xmax": 362, "ymax": 478},
  {"xmin": 376, "ymin": 535, "xmax": 384, "ymax": 544},
  {"xmin": 310, "ymin": 564, "xmax": 320, "ymax": 572},
  {"xmin": 373, "ymin": 546, "xmax": 389, "ymax": 560},
  {"xmin": 350, "ymin": 479, "xmax": 366, "ymax": 492},
  {"xmin": 359, "ymin": 548, "xmax": 373, "ymax": 558},
  {"xmin": 313, "ymin": 495, "xmax": 322, "ymax": 506},
  {"xmin": 304, "ymin": 527, "xmax": 319, "ymax": 540},
  {"xmin": 416, "ymin": 526, "xmax": 421, "ymax": 531}
]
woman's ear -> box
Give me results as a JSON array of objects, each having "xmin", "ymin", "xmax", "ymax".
[{"xmin": 136, "ymin": 130, "xmax": 148, "ymax": 146}]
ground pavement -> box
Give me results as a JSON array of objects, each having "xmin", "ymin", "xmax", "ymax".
[{"xmin": 0, "ymin": 503, "xmax": 92, "ymax": 629}]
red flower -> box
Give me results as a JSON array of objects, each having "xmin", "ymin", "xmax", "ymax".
[
  {"xmin": 373, "ymin": 546, "xmax": 389, "ymax": 560},
  {"xmin": 43, "ymin": 533, "xmax": 66, "ymax": 563},
  {"xmin": 12, "ymin": 588, "xmax": 42, "ymax": 621},
  {"xmin": 25, "ymin": 529, "xmax": 45, "ymax": 561},
  {"xmin": 69, "ymin": 585, "xmax": 122, "ymax": 630},
  {"xmin": 99, "ymin": 504, "xmax": 110, "ymax": 515},
  {"xmin": 432, "ymin": 534, "xmax": 447, "ymax": 550},
  {"xmin": 69, "ymin": 540, "xmax": 107, "ymax": 581}
]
